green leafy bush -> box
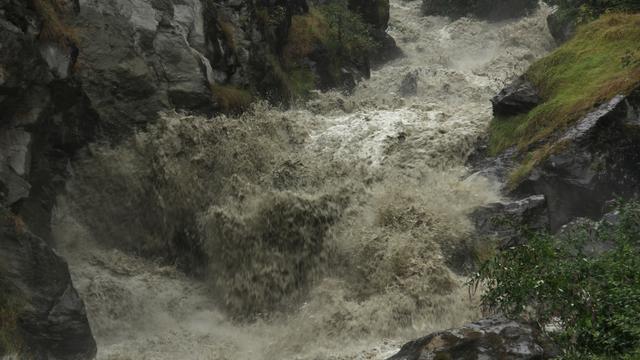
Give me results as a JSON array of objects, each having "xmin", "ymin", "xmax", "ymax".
[{"xmin": 472, "ymin": 201, "xmax": 640, "ymax": 358}]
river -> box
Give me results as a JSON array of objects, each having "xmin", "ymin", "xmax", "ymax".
[{"xmin": 51, "ymin": 1, "xmax": 554, "ymax": 358}]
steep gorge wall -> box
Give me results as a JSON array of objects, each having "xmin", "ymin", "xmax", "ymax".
[{"xmin": 0, "ymin": 0, "xmax": 395, "ymax": 357}]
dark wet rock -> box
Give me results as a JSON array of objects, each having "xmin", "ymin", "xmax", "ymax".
[
  {"xmin": 514, "ymin": 87, "xmax": 640, "ymax": 230},
  {"xmin": 422, "ymin": 0, "xmax": 539, "ymax": 21},
  {"xmin": 399, "ymin": 70, "xmax": 418, "ymax": 97},
  {"xmin": 471, "ymin": 195, "xmax": 550, "ymax": 249},
  {"xmin": 348, "ymin": 0, "xmax": 401, "ymax": 63},
  {"xmin": 492, "ymin": 76, "xmax": 541, "ymax": 117},
  {"xmin": 73, "ymin": 0, "xmax": 213, "ymax": 133},
  {"xmin": 468, "ymin": 145, "xmax": 519, "ymax": 186},
  {"xmin": 388, "ymin": 316, "xmax": 556, "ymax": 360},
  {"xmin": 0, "ymin": 207, "xmax": 96, "ymax": 359},
  {"xmin": 547, "ymin": 10, "xmax": 576, "ymax": 44},
  {"xmin": 0, "ymin": 0, "xmax": 98, "ymax": 239}
]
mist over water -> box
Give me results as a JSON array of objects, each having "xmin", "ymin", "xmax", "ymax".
[{"xmin": 52, "ymin": 1, "xmax": 554, "ymax": 359}]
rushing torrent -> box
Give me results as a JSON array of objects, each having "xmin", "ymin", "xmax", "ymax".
[{"xmin": 52, "ymin": 1, "xmax": 554, "ymax": 359}]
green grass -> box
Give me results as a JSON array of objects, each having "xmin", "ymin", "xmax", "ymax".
[{"xmin": 488, "ymin": 13, "xmax": 640, "ymax": 186}]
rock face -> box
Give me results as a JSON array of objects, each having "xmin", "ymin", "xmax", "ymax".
[
  {"xmin": 388, "ymin": 316, "xmax": 555, "ymax": 360},
  {"xmin": 0, "ymin": 0, "xmax": 97, "ymax": 240},
  {"xmin": 515, "ymin": 87, "xmax": 640, "ymax": 230},
  {"xmin": 422, "ymin": 0, "xmax": 539, "ymax": 21},
  {"xmin": 0, "ymin": 0, "xmax": 395, "ymax": 355},
  {"xmin": 0, "ymin": 0, "xmax": 397, "ymax": 235},
  {"xmin": 72, "ymin": 0, "xmax": 213, "ymax": 132},
  {"xmin": 471, "ymin": 195, "xmax": 550, "ymax": 248},
  {"xmin": 0, "ymin": 207, "xmax": 96, "ymax": 359},
  {"xmin": 348, "ymin": 0, "xmax": 401, "ymax": 63},
  {"xmin": 492, "ymin": 76, "xmax": 541, "ymax": 117},
  {"xmin": 546, "ymin": 10, "xmax": 576, "ymax": 44}
]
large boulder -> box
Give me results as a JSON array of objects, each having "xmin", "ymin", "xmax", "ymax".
[
  {"xmin": 546, "ymin": 10, "xmax": 576, "ymax": 44},
  {"xmin": 0, "ymin": 207, "xmax": 96, "ymax": 359},
  {"xmin": 388, "ymin": 316, "xmax": 556, "ymax": 360},
  {"xmin": 422, "ymin": 0, "xmax": 539, "ymax": 21},
  {"xmin": 492, "ymin": 76, "xmax": 541, "ymax": 117},
  {"xmin": 0, "ymin": 0, "xmax": 97, "ymax": 240},
  {"xmin": 348, "ymin": 0, "xmax": 401, "ymax": 63},
  {"xmin": 471, "ymin": 195, "xmax": 550, "ymax": 249},
  {"xmin": 72, "ymin": 0, "xmax": 215, "ymax": 134},
  {"xmin": 514, "ymin": 86, "xmax": 640, "ymax": 230}
]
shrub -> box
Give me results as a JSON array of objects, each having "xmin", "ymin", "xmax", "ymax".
[
  {"xmin": 281, "ymin": 1, "xmax": 374, "ymax": 95},
  {"xmin": 320, "ymin": 0, "xmax": 375, "ymax": 59},
  {"xmin": 472, "ymin": 201, "xmax": 640, "ymax": 358}
]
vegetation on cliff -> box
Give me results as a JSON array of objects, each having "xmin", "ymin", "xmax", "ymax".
[
  {"xmin": 474, "ymin": 201, "xmax": 640, "ymax": 359},
  {"xmin": 422, "ymin": 0, "xmax": 539, "ymax": 20},
  {"xmin": 31, "ymin": 0, "xmax": 76, "ymax": 44},
  {"xmin": 204, "ymin": 0, "xmax": 381, "ymax": 107},
  {"xmin": 488, "ymin": 12, "xmax": 640, "ymax": 185},
  {"xmin": 279, "ymin": 0, "xmax": 376, "ymax": 97},
  {"xmin": 0, "ymin": 280, "xmax": 23, "ymax": 357}
]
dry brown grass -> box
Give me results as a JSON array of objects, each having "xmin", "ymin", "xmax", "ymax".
[
  {"xmin": 217, "ymin": 18, "xmax": 236, "ymax": 50},
  {"xmin": 282, "ymin": 9, "xmax": 329, "ymax": 62},
  {"xmin": 212, "ymin": 84, "xmax": 253, "ymax": 113},
  {"xmin": 11, "ymin": 215, "xmax": 26, "ymax": 235},
  {"xmin": 32, "ymin": 0, "xmax": 77, "ymax": 45}
]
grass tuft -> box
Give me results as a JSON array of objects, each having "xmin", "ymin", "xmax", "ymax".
[
  {"xmin": 32, "ymin": 0, "xmax": 77, "ymax": 45},
  {"xmin": 217, "ymin": 18, "xmax": 236, "ymax": 51},
  {"xmin": 212, "ymin": 84, "xmax": 253, "ymax": 113}
]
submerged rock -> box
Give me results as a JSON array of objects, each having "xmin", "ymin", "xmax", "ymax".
[
  {"xmin": 399, "ymin": 70, "xmax": 419, "ymax": 97},
  {"xmin": 388, "ymin": 316, "xmax": 555, "ymax": 360},
  {"xmin": 492, "ymin": 76, "xmax": 541, "ymax": 117}
]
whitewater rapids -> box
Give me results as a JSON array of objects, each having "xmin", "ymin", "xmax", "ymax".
[{"xmin": 52, "ymin": 1, "xmax": 554, "ymax": 359}]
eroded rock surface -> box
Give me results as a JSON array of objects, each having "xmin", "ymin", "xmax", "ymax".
[
  {"xmin": 471, "ymin": 195, "xmax": 550, "ymax": 248},
  {"xmin": 0, "ymin": 207, "xmax": 96, "ymax": 359},
  {"xmin": 492, "ymin": 76, "xmax": 541, "ymax": 117},
  {"xmin": 515, "ymin": 86, "xmax": 640, "ymax": 229},
  {"xmin": 388, "ymin": 316, "xmax": 554, "ymax": 360}
]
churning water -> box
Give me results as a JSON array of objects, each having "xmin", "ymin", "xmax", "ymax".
[{"xmin": 52, "ymin": 1, "xmax": 554, "ymax": 358}]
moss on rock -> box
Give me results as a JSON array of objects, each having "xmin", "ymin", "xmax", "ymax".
[{"xmin": 487, "ymin": 13, "xmax": 640, "ymax": 186}]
